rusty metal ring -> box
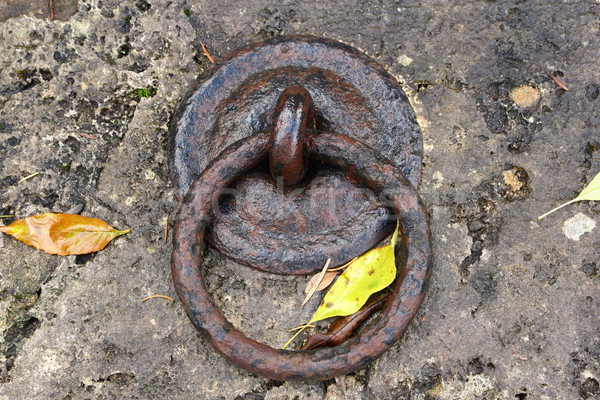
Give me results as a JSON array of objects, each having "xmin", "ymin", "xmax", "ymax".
[{"xmin": 171, "ymin": 130, "xmax": 432, "ymax": 381}]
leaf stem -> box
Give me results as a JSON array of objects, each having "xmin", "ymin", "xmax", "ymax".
[
  {"xmin": 287, "ymin": 324, "xmax": 315, "ymax": 332},
  {"xmin": 282, "ymin": 325, "xmax": 309, "ymax": 350},
  {"xmin": 18, "ymin": 172, "xmax": 40, "ymax": 184},
  {"xmin": 538, "ymin": 199, "xmax": 575, "ymax": 220}
]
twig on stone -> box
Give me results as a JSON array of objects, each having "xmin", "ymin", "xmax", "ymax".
[
  {"xmin": 49, "ymin": 0, "xmax": 55, "ymax": 20},
  {"xmin": 164, "ymin": 212, "xmax": 169, "ymax": 242},
  {"xmin": 78, "ymin": 132, "xmax": 98, "ymax": 140},
  {"xmin": 548, "ymin": 73, "xmax": 569, "ymax": 91},
  {"xmin": 327, "ymin": 257, "xmax": 357, "ymax": 272},
  {"xmin": 200, "ymin": 42, "xmax": 215, "ymax": 64},
  {"xmin": 18, "ymin": 172, "xmax": 40, "ymax": 184},
  {"xmin": 141, "ymin": 294, "xmax": 175, "ymax": 303}
]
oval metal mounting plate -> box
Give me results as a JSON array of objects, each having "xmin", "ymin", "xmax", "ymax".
[{"xmin": 169, "ymin": 35, "xmax": 423, "ymax": 274}]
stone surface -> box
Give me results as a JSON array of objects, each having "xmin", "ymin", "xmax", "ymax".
[
  {"xmin": 0, "ymin": 0, "xmax": 599, "ymax": 399},
  {"xmin": 0, "ymin": 0, "xmax": 78, "ymax": 22}
]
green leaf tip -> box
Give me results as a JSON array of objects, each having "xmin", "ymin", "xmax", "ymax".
[{"xmin": 538, "ymin": 171, "xmax": 600, "ymax": 220}]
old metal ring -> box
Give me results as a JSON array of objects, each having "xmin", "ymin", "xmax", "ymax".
[{"xmin": 171, "ymin": 130, "xmax": 432, "ymax": 381}]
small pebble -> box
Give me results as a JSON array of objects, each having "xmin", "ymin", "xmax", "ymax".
[
  {"xmin": 510, "ymin": 86, "xmax": 541, "ymax": 108},
  {"xmin": 397, "ymin": 54, "xmax": 413, "ymax": 66},
  {"xmin": 562, "ymin": 212, "xmax": 596, "ymax": 241}
]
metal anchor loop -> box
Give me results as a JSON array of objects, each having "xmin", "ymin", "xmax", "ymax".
[
  {"xmin": 269, "ymin": 86, "xmax": 314, "ymax": 186},
  {"xmin": 169, "ymin": 36, "xmax": 432, "ymax": 380}
]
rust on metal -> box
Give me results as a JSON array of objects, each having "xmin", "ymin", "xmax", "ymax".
[
  {"xmin": 169, "ymin": 35, "xmax": 423, "ymax": 274},
  {"xmin": 269, "ymin": 86, "xmax": 312, "ymax": 186},
  {"xmin": 171, "ymin": 130, "xmax": 432, "ymax": 381},
  {"xmin": 169, "ymin": 35, "xmax": 431, "ymax": 380}
]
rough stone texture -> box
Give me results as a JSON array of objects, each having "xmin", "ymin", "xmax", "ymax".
[{"xmin": 0, "ymin": 0, "xmax": 598, "ymax": 399}]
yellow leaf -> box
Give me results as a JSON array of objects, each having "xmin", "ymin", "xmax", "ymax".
[
  {"xmin": 0, "ymin": 213, "xmax": 129, "ymax": 255},
  {"xmin": 308, "ymin": 222, "xmax": 399, "ymax": 324},
  {"xmin": 282, "ymin": 222, "xmax": 400, "ymax": 349}
]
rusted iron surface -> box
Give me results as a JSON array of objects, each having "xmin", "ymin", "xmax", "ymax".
[
  {"xmin": 269, "ymin": 86, "xmax": 312, "ymax": 186},
  {"xmin": 169, "ymin": 35, "xmax": 423, "ymax": 274},
  {"xmin": 171, "ymin": 131, "xmax": 432, "ymax": 381}
]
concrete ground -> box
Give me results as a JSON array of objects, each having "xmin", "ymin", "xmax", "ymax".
[{"xmin": 0, "ymin": 0, "xmax": 598, "ymax": 399}]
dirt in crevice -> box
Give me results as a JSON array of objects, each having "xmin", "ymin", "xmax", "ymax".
[{"xmin": 0, "ymin": 290, "xmax": 41, "ymax": 383}]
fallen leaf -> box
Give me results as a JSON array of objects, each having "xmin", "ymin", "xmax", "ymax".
[
  {"xmin": 304, "ymin": 271, "xmax": 338, "ymax": 295},
  {"xmin": 283, "ymin": 222, "xmax": 399, "ymax": 349},
  {"xmin": 538, "ymin": 171, "xmax": 600, "ymax": 219},
  {"xmin": 301, "ymin": 258, "xmax": 331, "ymax": 307},
  {"xmin": 0, "ymin": 213, "xmax": 129, "ymax": 255},
  {"xmin": 308, "ymin": 222, "xmax": 398, "ymax": 324},
  {"xmin": 301, "ymin": 291, "xmax": 390, "ymax": 350}
]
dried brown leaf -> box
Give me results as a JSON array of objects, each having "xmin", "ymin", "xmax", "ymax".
[
  {"xmin": 301, "ymin": 292, "xmax": 390, "ymax": 351},
  {"xmin": 301, "ymin": 258, "xmax": 331, "ymax": 307},
  {"xmin": 304, "ymin": 271, "xmax": 337, "ymax": 294}
]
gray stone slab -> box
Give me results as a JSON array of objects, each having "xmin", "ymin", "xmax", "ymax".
[{"xmin": 0, "ymin": 0, "xmax": 598, "ymax": 398}]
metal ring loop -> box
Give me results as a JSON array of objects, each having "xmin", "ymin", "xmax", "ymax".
[{"xmin": 171, "ymin": 131, "xmax": 432, "ymax": 381}]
